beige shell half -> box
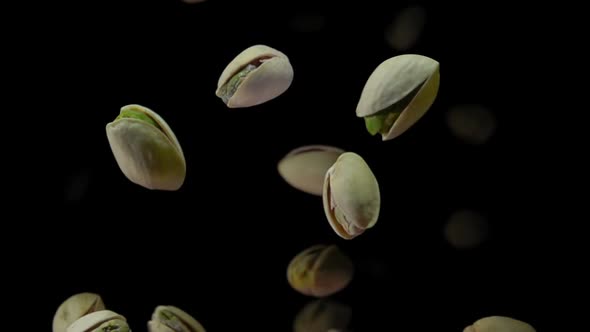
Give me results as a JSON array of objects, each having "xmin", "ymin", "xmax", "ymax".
[
  {"xmin": 66, "ymin": 310, "xmax": 125, "ymax": 332},
  {"xmin": 278, "ymin": 145, "xmax": 345, "ymax": 196},
  {"xmin": 53, "ymin": 293, "xmax": 104, "ymax": 332},
  {"xmin": 149, "ymin": 305, "xmax": 206, "ymax": 332},
  {"xmin": 322, "ymin": 152, "xmax": 380, "ymax": 239},
  {"xmin": 106, "ymin": 104, "xmax": 186, "ymax": 191},
  {"xmin": 215, "ymin": 44, "xmax": 294, "ymax": 108},
  {"xmin": 356, "ymin": 54, "xmax": 440, "ymax": 140},
  {"xmin": 464, "ymin": 316, "xmax": 536, "ymax": 332}
]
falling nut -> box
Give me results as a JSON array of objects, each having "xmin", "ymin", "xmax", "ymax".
[
  {"xmin": 53, "ymin": 293, "xmax": 105, "ymax": 332},
  {"xmin": 356, "ymin": 54, "xmax": 440, "ymax": 141},
  {"xmin": 463, "ymin": 316, "xmax": 536, "ymax": 332},
  {"xmin": 322, "ymin": 152, "xmax": 380, "ymax": 239},
  {"xmin": 216, "ymin": 44, "xmax": 294, "ymax": 108},
  {"xmin": 287, "ymin": 244, "xmax": 354, "ymax": 297},
  {"xmin": 278, "ymin": 145, "xmax": 345, "ymax": 196},
  {"xmin": 148, "ymin": 305, "xmax": 206, "ymax": 332},
  {"xmin": 67, "ymin": 310, "xmax": 130, "ymax": 332},
  {"xmin": 293, "ymin": 299, "xmax": 352, "ymax": 332},
  {"xmin": 106, "ymin": 104, "xmax": 186, "ymax": 191}
]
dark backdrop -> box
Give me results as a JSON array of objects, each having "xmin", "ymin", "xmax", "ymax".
[{"xmin": 59, "ymin": 0, "xmax": 550, "ymax": 331}]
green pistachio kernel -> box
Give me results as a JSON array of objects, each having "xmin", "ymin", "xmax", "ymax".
[{"xmin": 116, "ymin": 109, "xmax": 162, "ymax": 131}]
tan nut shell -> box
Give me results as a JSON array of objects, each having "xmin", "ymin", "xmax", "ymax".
[
  {"xmin": 215, "ymin": 44, "xmax": 294, "ymax": 108},
  {"xmin": 293, "ymin": 299, "xmax": 352, "ymax": 332},
  {"xmin": 53, "ymin": 293, "xmax": 105, "ymax": 332},
  {"xmin": 148, "ymin": 305, "xmax": 206, "ymax": 332},
  {"xmin": 67, "ymin": 310, "xmax": 125, "ymax": 332},
  {"xmin": 277, "ymin": 145, "xmax": 345, "ymax": 196},
  {"xmin": 463, "ymin": 316, "xmax": 536, "ymax": 332},
  {"xmin": 106, "ymin": 104, "xmax": 186, "ymax": 191},
  {"xmin": 356, "ymin": 54, "xmax": 440, "ymax": 140},
  {"xmin": 287, "ymin": 244, "xmax": 354, "ymax": 297},
  {"xmin": 322, "ymin": 152, "xmax": 380, "ymax": 239}
]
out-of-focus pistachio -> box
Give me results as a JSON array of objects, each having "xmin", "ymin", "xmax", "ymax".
[
  {"xmin": 53, "ymin": 293, "xmax": 105, "ymax": 332},
  {"xmin": 356, "ymin": 54, "xmax": 440, "ymax": 141},
  {"xmin": 322, "ymin": 152, "xmax": 380, "ymax": 239},
  {"xmin": 384, "ymin": 6, "xmax": 426, "ymax": 51},
  {"xmin": 106, "ymin": 104, "xmax": 186, "ymax": 191},
  {"xmin": 463, "ymin": 316, "xmax": 536, "ymax": 332},
  {"xmin": 148, "ymin": 305, "xmax": 206, "ymax": 332},
  {"xmin": 278, "ymin": 145, "xmax": 345, "ymax": 196},
  {"xmin": 67, "ymin": 310, "xmax": 129, "ymax": 332},
  {"xmin": 216, "ymin": 45, "xmax": 294, "ymax": 108},
  {"xmin": 446, "ymin": 104, "xmax": 496, "ymax": 145},
  {"xmin": 293, "ymin": 299, "xmax": 352, "ymax": 332},
  {"xmin": 444, "ymin": 209, "xmax": 489, "ymax": 249},
  {"xmin": 287, "ymin": 244, "xmax": 354, "ymax": 297}
]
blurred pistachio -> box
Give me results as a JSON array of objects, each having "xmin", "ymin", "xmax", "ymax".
[
  {"xmin": 323, "ymin": 152, "xmax": 380, "ymax": 239},
  {"xmin": 106, "ymin": 104, "xmax": 186, "ymax": 191},
  {"xmin": 216, "ymin": 45, "xmax": 294, "ymax": 108},
  {"xmin": 53, "ymin": 293, "xmax": 105, "ymax": 332},
  {"xmin": 446, "ymin": 104, "xmax": 496, "ymax": 145},
  {"xmin": 294, "ymin": 299, "xmax": 352, "ymax": 332},
  {"xmin": 356, "ymin": 54, "xmax": 440, "ymax": 141},
  {"xmin": 278, "ymin": 145, "xmax": 345, "ymax": 196},
  {"xmin": 464, "ymin": 316, "xmax": 536, "ymax": 332},
  {"xmin": 384, "ymin": 6, "xmax": 426, "ymax": 51},
  {"xmin": 444, "ymin": 209, "xmax": 489, "ymax": 249},
  {"xmin": 287, "ymin": 244, "xmax": 354, "ymax": 297},
  {"xmin": 148, "ymin": 305, "xmax": 206, "ymax": 332},
  {"xmin": 67, "ymin": 310, "xmax": 129, "ymax": 332}
]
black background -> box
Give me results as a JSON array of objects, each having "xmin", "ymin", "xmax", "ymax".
[{"xmin": 58, "ymin": 0, "xmax": 552, "ymax": 331}]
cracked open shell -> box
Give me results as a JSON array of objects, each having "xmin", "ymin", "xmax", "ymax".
[
  {"xmin": 215, "ymin": 44, "xmax": 294, "ymax": 108},
  {"xmin": 106, "ymin": 104, "xmax": 186, "ymax": 191},
  {"xmin": 356, "ymin": 54, "xmax": 440, "ymax": 141},
  {"xmin": 67, "ymin": 310, "xmax": 130, "ymax": 332},
  {"xmin": 322, "ymin": 152, "xmax": 380, "ymax": 239},
  {"xmin": 287, "ymin": 244, "xmax": 354, "ymax": 297},
  {"xmin": 53, "ymin": 293, "xmax": 105, "ymax": 332},
  {"xmin": 277, "ymin": 145, "xmax": 345, "ymax": 196},
  {"xmin": 463, "ymin": 316, "xmax": 536, "ymax": 332},
  {"xmin": 148, "ymin": 305, "xmax": 206, "ymax": 332}
]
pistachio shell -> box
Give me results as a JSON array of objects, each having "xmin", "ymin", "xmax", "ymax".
[
  {"xmin": 287, "ymin": 244, "xmax": 354, "ymax": 297},
  {"xmin": 293, "ymin": 299, "xmax": 352, "ymax": 332},
  {"xmin": 106, "ymin": 104, "xmax": 186, "ymax": 191},
  {"xmin": 215, "ymin": 45, "xmax": 294, "ymax": 108},
  {"xmin": 53, "ymin": 293, "xmax": 105, "ymax": 332},
  {"xmin": 277, "ymin": 145, "xmax": 345, "ymax": 196},
  {"xmin": 356, "ymin": 54, "xmax": 440, "ymax": 140},
  {"xmin": 148, "ymin": 305, "xmax": 206, "ymax": 332},
  {"xmin": 322, "ymin": 152, "xmax": 380, "ymax": 239},
  {"xmin": 464, "ymin": 316, "xmax": 536, "ymax": 332},
  {"xmin": 67, "ymin": 310, "xmax": 126, "ymax": 332}
]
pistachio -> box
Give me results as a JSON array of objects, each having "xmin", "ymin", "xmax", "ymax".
[
  {"xmin": 148, "ymin": 305, "xmax": 206, "ymax": 332},
  {"xmin": 53, "ymin": 293, "xmax": 105, "ymax": 332},
  {"xmin": 278, "ymin": 145, "xmax": 345, "ymax": 196},
  {"xmin": 287, "ymin": 244, "xmax": 354, "ymax": 297},
  {"xmin": 356, "ymin": 54, "xmax": 440, "ymax": 140},
  {"xmin": 463, "ymin": 316, "xmax": 536, "ymax": 332},
  {"xmin": 322, "ymin": 152, "xmax": 380, "ymax": 239},
  {"xmin": 106, "ymin": 104, "xmax": 186, "ymax": 191},
  {"xmin": 216, "ymin": 45, "xmax": 294, "ymax": 108},
  {"xmin": 67, "ymin": 310, "xmax": 130, "ymax": 332},
  {"xmin": 293, "ymin": 299, "xmax": 352, "ymax": 332}
]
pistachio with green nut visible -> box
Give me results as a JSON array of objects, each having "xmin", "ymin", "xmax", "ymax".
[
  {"xmin": 53, "ymin": 293, "xmax": 105, "ymax": 332},
  {"xmin": 67, "ymin": 310, "xmax": 130, "ymax": 332},
  {"xmin": 293, "ymin": 299, "xmax": 352, "ymax": 332},
  {"xmin": 277, "ymin": 145, "xmax": 345, "ymax": 196},
  {"xmin": 463, "ymin": 316, "xmax": 536, "ymax": 332},
  {"xmin": 106, "ymin": 104, "xmax": 186, "ymax": 191},
  {"xmin": 216, "ymin": 44, "xmax": 294, "ymax": 108},
  {"xmin": 287, "ymin": 244, "xmax": 354, "ymax": 297},
  {"xmin": 148, "ymin": 305, "xmax": 206, "ymax": 332},
  {"xmin": 322, "ymin": 152, "xmax": 380, "ymax": 239},
  {"xmin": 356, "ymin": 54, "xmax": 440, "ymax": 141}
]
